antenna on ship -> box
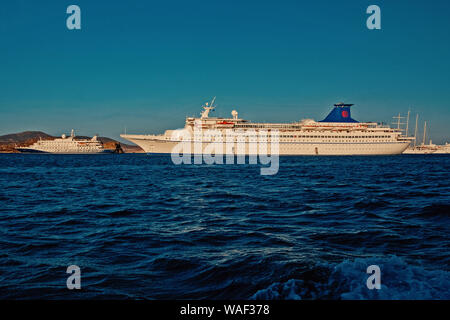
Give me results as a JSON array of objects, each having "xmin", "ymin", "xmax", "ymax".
[{"xmin": 413, "ymin": 114, "xmax": 419, "ymax": 147}]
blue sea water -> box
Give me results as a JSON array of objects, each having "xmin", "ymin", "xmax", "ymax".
[{"xmin": 0, "ymin": 154, "xmax": 449, "ymax": 300}]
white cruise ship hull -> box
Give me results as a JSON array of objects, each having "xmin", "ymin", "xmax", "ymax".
[
  {"xmin": 16, "ymin": 148, "xmax": 113, "ymax": 154},
  {"xmin": 121, "ymin": 135, "xmax": 410, "ymax": 156}
]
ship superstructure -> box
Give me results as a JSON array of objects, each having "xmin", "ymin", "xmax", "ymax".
[
  {"xmin": 16, "ymin": 130, "xmax": 111, "ymax": 154},
  {"xmin": 121, "ymin": 99, "xmax": 413, "ymax": 155}
]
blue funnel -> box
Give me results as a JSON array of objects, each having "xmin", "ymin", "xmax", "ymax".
[{"xmin": 319, "ymin": 103, "xmax": 358, "ymax": 123}]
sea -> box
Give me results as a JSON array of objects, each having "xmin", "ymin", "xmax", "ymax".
[{"xmin": 0, "ymin": 154, "xmax": 449, "ymax": 299}]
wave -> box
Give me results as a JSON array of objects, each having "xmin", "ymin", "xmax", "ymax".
[
  {"xmin": 417, "ymin": 203, "xmax": 450, "ymax": 218},
  {"xmin": 108, "ymin": 209, "xmax": 142, "ymax": 217},
  {"xmin": 251, "ymin": 256, "xmax": 450, "ymax": 300},
  {"xmin": 354, "ymin": 198, "xmax": 391, "ymax": 210},
  {"xmin": 151, "ymin": 257, "xmax": 202, "ymax": 273}
]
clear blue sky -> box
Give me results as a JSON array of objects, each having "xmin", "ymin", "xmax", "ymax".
[{"xmin": 1, "ymin": 0, "xmax": 449, "ymax": 143}]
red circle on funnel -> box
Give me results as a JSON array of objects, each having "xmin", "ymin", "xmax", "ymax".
[{"xmin": 342, "ymin": 110, "xmax": 349, "ymax": 118}]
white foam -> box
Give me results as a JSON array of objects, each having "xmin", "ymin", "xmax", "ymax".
[{"xmin": 251, "ymin": 256, "xmax": 450, "ymax": 300}]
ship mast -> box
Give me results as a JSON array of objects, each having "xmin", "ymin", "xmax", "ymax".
[
  {"xmin": 392, "ymin": 113, "xmax": 405, "ymax": 133},
  {"xmin": 422, "ymin": 121, "xmax": 427, "ymax": 146},
  {"xmin": 405, "ymin": 109, "xmax": 410, "ymax": 136},
  {"xmin": 414, "ymin": 114, "xmax": 419, "ymax": 148}
]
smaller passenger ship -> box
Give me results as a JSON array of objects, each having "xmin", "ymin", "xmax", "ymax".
[{"xmin": 16, "ymin": 130, "xmax": 111, "ymax": 154}]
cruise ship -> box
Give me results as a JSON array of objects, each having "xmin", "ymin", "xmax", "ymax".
[
  {"xmin": 16, "ymin": 130, "xmax": 111, "ymax": 154},
  {"xmin": 121, "ymin": 99, "xmax": 413, "ymax": 155}
]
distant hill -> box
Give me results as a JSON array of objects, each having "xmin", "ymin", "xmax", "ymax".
[
  {"xmin": 0, "ymin": 131, "xmax": 143, "ymax": 153},
  {"xmin": 0, "ymin": 131, "xmax": 54, "ymax": 144}
]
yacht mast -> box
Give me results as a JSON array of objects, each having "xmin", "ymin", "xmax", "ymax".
[
  {"xmin": 405, "ymin": 109, "xmax": 410, "ymax": 136},
  {"xmin": 422, "ymin": 121, "xmax": 427, "ymax": 146},
  {"xmin": 392, "ymin": 113, "xmax": 405, "ymax": 133},
  {"xmin": 414, "ymin": 114, "xmax": 419, "ymax": 147}
]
